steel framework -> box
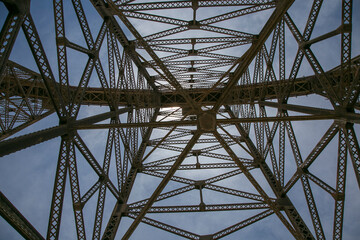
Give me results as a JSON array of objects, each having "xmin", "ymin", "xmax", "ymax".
[{"xmin": 0, "ymin": 0, "xmax": 359, "ymax": 239}]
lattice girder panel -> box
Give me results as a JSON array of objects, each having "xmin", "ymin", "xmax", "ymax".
[{"xmin": 0, "ymin": 0, "xmax": 360, "ymax": 239}]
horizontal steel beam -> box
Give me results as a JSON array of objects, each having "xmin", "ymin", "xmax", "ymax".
[
  {"xmin": 0, "ymin": 107, "xmax": 131, "ymax": 157},
  {"xmin": 260, "ymin": 101, "xmax": 360, "ymax": 123},
  {"xmin": 2, "ymin": 56, "xmax": 359, "ymax": 108},
  {"xmin": 126, "ymin": 203, "xmax": 269, "ymax": 214},
  {"xmin": 77, "ymin": 114, "xmax": 343, "ymax": 129}
]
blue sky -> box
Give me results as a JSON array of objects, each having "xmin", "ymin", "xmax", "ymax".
[{"xmin": 1, "ymin": 0, "xmax": 360, "ymax": 239}]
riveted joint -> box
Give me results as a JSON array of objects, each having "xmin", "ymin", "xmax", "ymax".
[
  {"xmin": 192, "ymin": 150, "xmax": 202, "ymax": 156},
  {"xmin": 237, "ymin": 136, "xmax": 245, "ymax": 142},
  {"xmin": 332, "ymin": 192, "xmax": 345, "ymax": 201},
  {"xmin": 191, "ymin": 38, "xmax": 196, "ymax": 45},
  {"xmin": 89, "ymin": 49, "xmax": 98, "ymax": 59},
  {"xmin": 116, "ymin": 203, "xmax": 128, "ymax": 216},
  {"xmin": 188, "ymin": 67, "xmax": 197, "ymax": 72},
  {"xmin": 253, "ymin": 157, "xmax": 264, "ymax": 168},
  {"xmin": 341, "ymin": 23, "xmax": 352, "ymax": 33},
  {"xmin": 67, "ymin": 117, "xmax": 76, "ymax": 135},
  {"xmin": 191, "ymin": 130, "xmax": 197, "ymax": 135},
  {"xmin": 196, "ymin": 162, "xmax": 201, "ymax": 169},
  {"xmin": 197, "ymin": 110, "xmax": 216, "ymax": 133},
  {"xmin": 59, "ymin": 117, "xmax": 76, "ymax": 139},
  {"xmin": 124, "ymin": 42, "xmax": 136, "ymax": 53},
  {"xmin": 266, "ymin": 61, "xmax": 272, "ymax": 69},
  {"xmin": 56, "ymin": 37, "xmax": 68, "ymax": 46},
  {"xmin": 275, "ymin": 197, "xmax": 291, "ymax": 210},
  {"xmin": 59, "ymin": 117, "xmax": 68, "ymax": 125},
  {"xmin": 99, "ymin": 175, "xmax": 108, "ymax": 183},
  {"xmin": 199, "ymin": 202, "xmax": 206, "ymax": 211},
  {"xmin": 188, "ymin": 49, "xmax": 198, "ymax": 56},
  {"xmin": 334, "ymin": 119, "xmax": 349, "ymax": 128},
  {"xmin": 252, "ymin": 34, "xmax": 259, "ymax": 43},
  {"xmin": 297, "ymin": 167, "xmax": 308, "ymax": 175},
  {"xmin": 73, "ymin": 202, "xmax": 84, "ymax": 211},
  {"xmin": 199, "ymin": 235, "xmax": 213, "ymax": 240},
  {"xmin": 4, "ymin": 0, "xmax": 30, "ymax": 14},
  {"xmin": 299, "ymin": 41, "xmax": 311, "ymax": 49},
  {"xmin": 133, "ymin": 162, "xmax": 143, "ymax": 172},
  {"xmin": 88, "ymin": 51, "xmax": 97, "ymax": 59},
  {"xmin": 345, "ymin": 121, "xmax": 354, "ymax": 128},
  {"xmin": 194, "ymin": 180, "xmax": 206, "ymax": 189},
  {"xmin": 191, "ymin": 0, "xmax": 199, "ymax": 10},
  {"xmin": 188, "ymin": 20, "xmax": 201, "ymax": 29}
]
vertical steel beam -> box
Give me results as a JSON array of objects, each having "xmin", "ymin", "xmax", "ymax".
[
  {"xmin": 67, "ymin": 140, "xmax": 86, "ymax": 239},
  {"xmin": 53, "ymin": 0, "xmax": 70, "ymax": 103},
  {"xmin": 93, "ymin": 125, "xmax": 115, "ymax": 240},
  {"xmin": 344, "ymin": 124, "xmax": 360, "ymax": 188},
  {"xmin": 333, "ymin": 128, "xmax": 347, "ymax": 239},
  {"xmin": 47, "ymin": 139, "xmax": 69, "ymax": 240},
  {"xmin": 340, "ymin": 0, "xmax": 352, "ymax": 102}
]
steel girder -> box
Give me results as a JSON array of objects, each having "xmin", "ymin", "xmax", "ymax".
[{"xmin": 0, "ymin": 0, "xmax": 359, "ymax": 240}]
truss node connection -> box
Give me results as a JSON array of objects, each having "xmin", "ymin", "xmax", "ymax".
[{"xmin": 0, "ymin": 0, "xmax": 359, "ymax": 239}]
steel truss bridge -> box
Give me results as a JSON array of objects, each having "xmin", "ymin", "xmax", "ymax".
[{"xmin": 0, "ymin": 0, "xmax": 359, "ymax": 239}]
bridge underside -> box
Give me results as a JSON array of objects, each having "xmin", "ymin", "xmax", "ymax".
[
  {"xmin": 1, "ymin": 58, "xmax": 359, "ymax": 109},
  {"xmin": 0, "ymin": 1, "xmax": 360, "ymax": 240}
]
